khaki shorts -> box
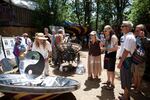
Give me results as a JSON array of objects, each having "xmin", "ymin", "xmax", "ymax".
[{"xmin": 132, "ymin": 63, "xmax": 145, "ymax": 77}]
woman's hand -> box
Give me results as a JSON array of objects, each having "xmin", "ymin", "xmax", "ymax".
[
  {"xmin": 45, "ymin": 58, "xmax": 49, "ymax": 62},
  {"xmin": 117, "ymin": 61, "xmax": 122, "ymax": 69},
  {"xmin": 101, "ymin": 47, "xmax": 107, "ymax": 52}
]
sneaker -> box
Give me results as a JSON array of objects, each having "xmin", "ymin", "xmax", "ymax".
[{"xmin": 111, "ymin": 84, "xmax": 115, "ymax": 88}]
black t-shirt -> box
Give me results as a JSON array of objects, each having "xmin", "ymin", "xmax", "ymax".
[
  {"xmin": 89, "ymin": 41, "xmax": 101, "ymax": 56},
  {"xmin": 105, "ymin": 51, "xmax": 117, "ymax": 58}
]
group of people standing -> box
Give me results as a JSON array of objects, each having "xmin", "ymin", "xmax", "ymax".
[
  {"xmin": 12, "ymin": 22, "xmax": 149, "ymax": 100},
  {"xmin": 13, "ymin": 27, "xmax": 65, "ymax": 76},
  {"xmin": 88, "ymin": 25, "xmax": 118, "ymax": 89},
  {"xmin": 88, "ymin": 21, "xmax": 149, "ymax": 100}
]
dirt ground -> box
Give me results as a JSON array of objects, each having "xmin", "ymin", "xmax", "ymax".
[
  {"xmin": 49, "ymin": 51, "xmax": 150, "ymax": 100},
  {"xmin": 0, "ymin": 51, "xmax": 150, "ymax": 100}
]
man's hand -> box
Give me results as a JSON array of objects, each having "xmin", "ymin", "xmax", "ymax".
[{"xmin": 117, "ymin": 61, "xmax": 122, "ymax": 69}]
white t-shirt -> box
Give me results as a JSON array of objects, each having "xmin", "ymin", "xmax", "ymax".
[
  {"xmin": 32, "ymin": 41, "xmax": 52, "ymax": 59},
  {"xmin": 118, "ymin": 34, "xmax": 126, "ymax": 57},
  {"xmin": 21, "ymin": 37, "xmax": 32, "ymax": 51},
  {"xmin": 106, "ymin": 34, "xmax": 118, "ymax": 53},
  {"xmin": 120, "ymin": 32, "xmax": 136, "ymax": 57}
]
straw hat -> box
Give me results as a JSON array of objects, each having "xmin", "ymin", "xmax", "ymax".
[{"xmin": 35, "ymin": 33, "xmax": 48, "ymax": 40}]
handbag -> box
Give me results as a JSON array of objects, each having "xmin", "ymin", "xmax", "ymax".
[{"xmin": 132, "ymin": 48, "xmax": 145, "ymax": 65}]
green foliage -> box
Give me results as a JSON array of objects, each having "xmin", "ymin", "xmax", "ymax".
[
  {"xmin": 33, "ymin": 0, "xmax": 131, "ymax": 32},
  {"xmin": 128, "ymin": 0, "xmax": 150, "ymax": 25},
  {"xmin": 33, "ymin": 0, "xmax": 72, "ymax": 30}
]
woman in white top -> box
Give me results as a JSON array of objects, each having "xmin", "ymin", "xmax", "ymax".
[
  {"xmin": 32, "ymin": 33, "xmax": 52, "ymax": 76},
  {"xmin": 102, "ymin": 25, "xmax": 118, "ymax": 89}
]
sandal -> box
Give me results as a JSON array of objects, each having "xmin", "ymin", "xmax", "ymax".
[
  {"xmin": 102, "ymin": 81, "xmax": 110, "ymax": 85},
  {"xmin": 119, "ymin": 93, "xmax": 124, "ymax": 96},
  {"xmin": 106, "ymin": 84, "xmax": 114, "ymax": 90},
  {"xmin": 87, "ymin": 76, "xmax": 93, "ymax": 80}
]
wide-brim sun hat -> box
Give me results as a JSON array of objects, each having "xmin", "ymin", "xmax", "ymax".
[{"xmin": 35, "ymin": 33, "xmax": 48, "ymax": 40}]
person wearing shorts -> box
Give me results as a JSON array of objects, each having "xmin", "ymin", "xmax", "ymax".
[
  {"xmin": 88, "ymin": 31, "xmax": 101, "ymax": 80},
  {"xmin": 132, "ymin": 24, "xmax": 146, "ymax": 93}
]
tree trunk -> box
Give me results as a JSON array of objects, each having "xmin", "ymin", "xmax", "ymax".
[
  {"xmin": 75, "ymin": 0, "xmax": 81, "ymax": 25},
  {"xmin": 96, "ymin": 0, "xmax": 99, "ymax": 31}
]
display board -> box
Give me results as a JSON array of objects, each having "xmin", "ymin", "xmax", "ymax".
[
  {"xmin": 2, "ymin": 37, "xmax": 15, "ymax": 59},
  {"xmin": 0, "ymin": 35, "xmax": 5, "ymax": 60}
]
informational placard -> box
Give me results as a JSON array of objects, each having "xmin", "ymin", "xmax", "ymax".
[
  {"xmin": 0, "ymin": 35, "xmax": 5, "ymax": 60},
  {"xmin": 2, "ymin": 37, "xmax": 15, "ymax": 59}
]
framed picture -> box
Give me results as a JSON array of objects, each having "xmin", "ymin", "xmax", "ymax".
[
  {"xmin": 4, "ymin": 40, "xmax": 8, "ymax": 46},
  {"xmin": 2, "ymin": 37, "xmax": 15, "ymax": 49},
  {"xmin": 2, "ymin": 37, "xmax": 15, "ymax": 59},
  {"xmin": 6, "ymin": 50, "xmax": 11, "ymax": 56},
  {"xmin": 5, "ymin": 49, "xmax": 14, "ymax": 59},
  {"xmin": 0, "ymin": 35, "xmax": 5, "ymax": 60},
  {"xmin": 10, "ymin": 40, "xmax": 15, "ymax": 47}
]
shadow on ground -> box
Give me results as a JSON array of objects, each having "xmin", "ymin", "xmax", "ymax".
[
  {"xmin": 130, "ymin": 91, "xmax": 150, "ymax": 100},
  {"xmin": 129, "ymin": 80, "xmax": 150, "ymax": 100},
  {"xmin": 51, "ymin": 92, "xmax": 77, "ymax": 100},
  {"xmin": 96, "ymin": 86, "xmax": 115, "ymax": 100},
  {"xmin": 83, "ymin": 79, "xmax": 101, "ymax": 91},
  {"xmin": 0, "ymin": 92, "xmax": 76, "ymax": 100}
]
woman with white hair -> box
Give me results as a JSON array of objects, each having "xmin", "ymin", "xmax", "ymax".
[
  {"xmin": 32, "ymin": 33, "xmax": 52, "ymax": 76},
  {"xmin": 88, "ymin": 31, "xmax": 101, "ymax": 80}
]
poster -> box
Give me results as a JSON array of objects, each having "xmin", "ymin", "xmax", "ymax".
[
  {"xmin": 0, "ymin": 35, "xmax": 5, "ymax": 60},
  {"xmin": 2, "ymin": 37, "xmax": 15, "ymax": 59}
]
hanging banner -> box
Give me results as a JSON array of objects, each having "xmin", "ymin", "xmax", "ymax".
[{"xmin": 0, "ymin": 35, "xmax": 5, "ymax": 60}]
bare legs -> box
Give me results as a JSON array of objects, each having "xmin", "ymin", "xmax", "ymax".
[
  {"xmin": 106, "ymin": 71, "xmax": 115, "ymax": 87},
  {"xmin": 88, "ymin": 55, "xmax": 92, "ymax": 78},
  {"xmin": 88, "ymin": 55, "xmax": 101, "ymax": 79}
]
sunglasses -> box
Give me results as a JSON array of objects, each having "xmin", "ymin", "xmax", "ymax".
[
  {"xmin": 121, "ymin": 25, "xmax": 128, "ymax": 28},
  {"xmin": 103, "ymin": 30, "xmax": 108, "ymax": 32}
]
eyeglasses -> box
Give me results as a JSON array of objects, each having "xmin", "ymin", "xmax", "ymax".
[
  {"xmin": 135, "ymin": 30, "xmax": 140, "ymax": 32},
  {"xmin": 90, "ymin": 35, "xmax": 95, "ymax": 36},
  {"xmin": 103, "ymin": 30, "xmax": 108, "ymax": 32},
  {"xmin": 121, "ymin": 25, "xmax": 128, "ymax": 28}
]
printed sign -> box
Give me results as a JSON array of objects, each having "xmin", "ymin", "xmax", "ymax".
[
  {"xmin": 0, "ymin": 35, "xmax": 5, "ymax": 60},
  {"xmin": 2, "ymin": 37, "xmax": 15, "ymax": 59}
]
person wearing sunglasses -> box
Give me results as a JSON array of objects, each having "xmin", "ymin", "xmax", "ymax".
[{"xmin": 117, "ymin": 21, "xmax": 136, "ymax": 100}]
